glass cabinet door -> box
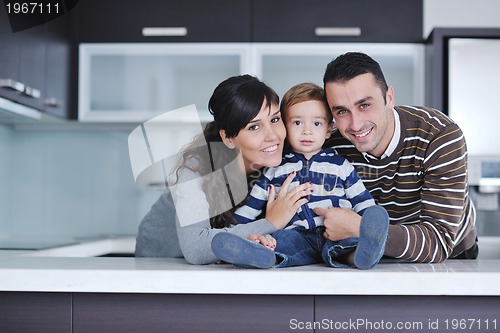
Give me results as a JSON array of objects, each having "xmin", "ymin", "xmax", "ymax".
[
  {"xmin": 252, "ymin": 43, "xmax": 425, "ymax": 107},
  {"xmin": 79, "ymin": 43, "xmax": 423, "ymax": 123},
  {"xmin": 79, "ymin": 43, "xmax": 250, "ymax": 122}
]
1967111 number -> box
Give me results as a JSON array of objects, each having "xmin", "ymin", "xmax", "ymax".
[{"xmin": 6, "ymin": 2, "xmax": 60, "ymax": 14}]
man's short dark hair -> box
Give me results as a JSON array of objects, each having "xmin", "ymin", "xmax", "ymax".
[{"xmin": 323, "ymin": 52, "xmax": 389, "ymax": 101}]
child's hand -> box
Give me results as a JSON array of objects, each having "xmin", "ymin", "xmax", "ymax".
[
  {"xmin": 247, "ymin": 234, "xmax": 276, "ymax": 251},
  {"xmin": 265, "ymin": 172, "xmax": 312, "ymax": 229}
]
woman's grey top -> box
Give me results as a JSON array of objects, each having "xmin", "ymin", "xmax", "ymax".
[{"xmin": 135, "ymin": 167, "xmax": 276, "ymax": 264}]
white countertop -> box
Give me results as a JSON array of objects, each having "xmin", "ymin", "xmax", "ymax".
[{"xmin": 1, "ymin": 237, "xmax": 500, "ymax": 296}]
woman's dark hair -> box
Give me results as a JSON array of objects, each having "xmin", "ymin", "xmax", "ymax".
[
  {"xmin": 323, "ymin": 52, "xmax": 389, "ymax": 103},
  {"xmin": 172, "ymin": 75, "xmax": 279, "ymax": 228},
  {"xmin": 208, "ymin": 74, "xmax": 280, "ymax": 138}
]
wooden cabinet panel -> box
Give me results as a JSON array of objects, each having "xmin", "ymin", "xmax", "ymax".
[
  {"xmin": 0, "ymin": 292, "xmax": 72, "ymax": 333},
  {"xmin": 252, "ymin": 0, "xmax": 423, "ymax": 42},
  {"xmin": 80, "ymin": 0, "xmax": 251, "ymax": 42},
  {"xmin": 73, "ymin": 293, "xmax": 314, "ymax": 333}
]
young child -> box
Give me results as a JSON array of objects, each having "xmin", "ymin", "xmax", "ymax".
[{"xmin": 211, "ymin": 83, "xmax": 389, "ymax": 269}]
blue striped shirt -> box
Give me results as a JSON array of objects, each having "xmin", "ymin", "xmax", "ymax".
[{"xmin": 234, "ymin": 147, "xmax": 375, "ymax": 230}]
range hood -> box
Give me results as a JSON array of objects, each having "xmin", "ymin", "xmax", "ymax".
[{"xmin": 0, "ymin": 96, "xmax": 42, "ymax": 123}]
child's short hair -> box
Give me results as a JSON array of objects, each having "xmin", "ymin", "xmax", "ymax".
[{"xmin": 280, "ymin": 82, "xmax": 333, "ymax": 123}]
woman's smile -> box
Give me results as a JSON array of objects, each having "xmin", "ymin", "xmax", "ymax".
[{"xmin": 261, "ymin": 144, "xmax": 279, "ymax": 153}]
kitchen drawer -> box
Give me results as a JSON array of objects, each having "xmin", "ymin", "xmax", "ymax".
[
  {"xmin": 252, "ymin": 0, "xmax": 423, "ymax": 42},
  {"xmin": 80, "ymin": 0, "xmax": 251, "ymax": 42},
  {"xmin": 0, "ymin": 292, "xmax": 72, "ymax": 333},
  {"xmin": 73, "ymin": 293, "xmax": 314, "ymax": 333}
]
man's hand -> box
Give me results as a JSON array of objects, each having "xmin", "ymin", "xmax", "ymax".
[{"xmin": 314, "ymin": 207, "xmax": 361, "ymax": 241}]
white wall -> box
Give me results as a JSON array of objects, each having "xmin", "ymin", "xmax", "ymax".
[{"xmin": 424, "ymin": 0, "xmax": 500, "ymax": 37}]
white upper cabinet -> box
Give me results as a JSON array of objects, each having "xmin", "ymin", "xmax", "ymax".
[
  {"xmin": 252, "ymin": 43, "xmax": 425, "ymax": 107},
  {"xmin": 79, "ymin": 43, "xmax": 425, "ymax": 122},
  {"xmin": 77, "ymin": 1, "xmax": 425, "ymax": 123},
  {"xmin": 78, "ymin": 43, "xmax": 250, "ymax": 122}
]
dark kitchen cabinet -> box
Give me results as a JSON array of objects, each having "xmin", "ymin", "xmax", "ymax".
[
  {"xmin": 0, "ymin": 292, "xmax": 72, "ymax": 333},
  {"xmin": 17, "ymin": 24, "xmax": 46, "ymax": 111},
  {"xmin": 0, "ymin": 8, "xmax": 45, "ymax": 111},
  {"xmin": 45, "ymin": 13, "xmax": 76, "ymax": 118},
  {"xmin": 315, "ymin": 295, "xmax": 500, "ymax": 331},
  {"xmin": 1, "ymin": 292, "xmax": 313, "ymax": 333},
  {"xmin": 0, "ymin": 9, "xmax": 25, "ymax": 105},
  {"xmin": 79, "ymin": 0, "xmax": 251, "ymax": 42},
  {"xmin": 80, "ymin": 0, "xmax": 422, "ymax": 43},
  {"xmin": 4, "ymin": 292, "xmax": 498, "ymax": 332},
  {"xmin": 252, "ymin": 0, "xmax": 423, "ymax": 42},
  {"xmin": 0, "ymin": 5, "xmax": 75, "ymax": 118},
  {"xmin": 72, "ymin": 293, "xmax": 314, "ymax": 333}
]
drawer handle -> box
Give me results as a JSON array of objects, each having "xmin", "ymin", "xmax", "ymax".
[
  {"xmin": 315, "ymin": 27, "xmax": 362, "ymax": 37},
  {"xmin": 142, "ymin": 27, "xmax": 188, "ymax": 37},
  {"xmin": 0, "ymin": 78, "xmax": 25, "ymax": 93},
  {"xmin": 44, "ymin": 97, "xmax": 59, "ymax": 107},
  {"xmin": 23, "ymin": 86, "xmax": 41, "ymax": 99}
]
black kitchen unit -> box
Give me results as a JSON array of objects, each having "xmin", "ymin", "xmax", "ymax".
[
  {"xmin": 79, "ymin": 0, "xmax": 422, "ymax": 43},
  {"xmin": 0, "ymin": 7, "xmax": 76, "ymax": 119},
  {"xmin": 79, "ymin": 0, "xmax": 252, "ymax": 43},
  {"xmin": 0, "ymin": 9, "xmax": 45, "ymax": 112},
  {"xmin": 252, "ymin": 0, "xmax": 423, "ymax": 43}
]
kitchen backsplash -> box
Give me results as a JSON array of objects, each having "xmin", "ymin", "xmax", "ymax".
[
  {"xmin": 2, "ymin": 123, "xmax": 500, "ymax": 240},
  {"xmin": 0, "ymin": 124, "xmax": 162, "ymax": 241}
]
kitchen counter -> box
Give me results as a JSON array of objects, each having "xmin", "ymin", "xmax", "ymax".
[
  {"xmin": 2, "ymin": 257, "xmax": 500, "ymax": 295},
  {"xmin": 1, "ymin": 237, "xmax": 500, "ymax": 296},
  {"xmin": 2, "ymin": 237, "xmax": 500, "ymax": 333}
]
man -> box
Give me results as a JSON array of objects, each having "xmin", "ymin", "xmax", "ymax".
[{"xmin": 315, "ymin": 52, "xmax": 477, "ymax": 262}]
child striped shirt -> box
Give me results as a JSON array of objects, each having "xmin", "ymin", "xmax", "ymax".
[{"xmin": 234, "ymin": 147, "xmax": 375, "ymax": 230}]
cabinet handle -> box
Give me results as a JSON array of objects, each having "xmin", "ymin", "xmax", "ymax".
[
  {"xmin": 23, "ymin": 86, "xmax": 41, "ymax": 99},
  {"xmin": 0, "ymin": 78, "xmax": 25, "ymax": 93},
  {"xmin": 142, "ymin": 27, "xmax": 188, "ymax": 37},
  {"xmin": 314, "ymin": 27, "xmax": 361, "ymax": 37},
  {"xmin": 44, "ymin": 97, "xmax": 59, "ymax": 107},
  {"xmin": 43, "ymin": 97, "xmax": 59, "ymax": 108}
]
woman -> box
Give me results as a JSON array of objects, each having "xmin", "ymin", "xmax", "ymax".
[{"xmin": 135, "ymin": 75, "xmax": 312, "ymax": 264}]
